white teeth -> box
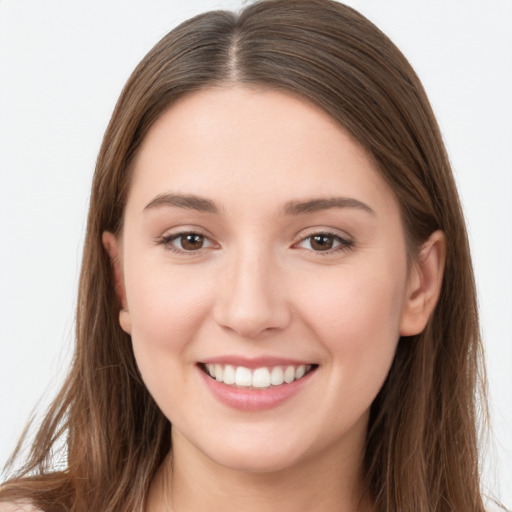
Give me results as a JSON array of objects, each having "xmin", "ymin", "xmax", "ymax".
[
  {"xmin": 270, "ymin": 366, "xmax": 284, "ymax": 386},
  {"xmin": 295, "ymin": 365, "xmax": 306, "ymax": 379},
  {"xmin": 223, "ymin": 364, "xmax": 236, "ymax": 385},
  {"xmin": 252, "ymin": 368, "xmax": 271, "ymax": 388},
  {"xmin": 235, "ymin": 366, "xmax": 252, "ymax": 387},
  {"xmin": 214, "ymin": 364, "xmax": 223, "ymax": 382},
  {"xmin": 283, "ymin": 366, "xmax": 295, "ymax": 384},
  {"xmin": 204, "ymin": 363, "xmax": 313, "ymax": 388}
]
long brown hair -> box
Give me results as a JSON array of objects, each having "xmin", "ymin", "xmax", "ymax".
[{"xmin": 0, "ymin": 1, "xmax": 487, "ymax": 510}]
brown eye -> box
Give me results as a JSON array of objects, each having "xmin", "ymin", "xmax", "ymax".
[
  {"xmin": 310, "ymin": 234, "xmax": 335, "ymax": 251},
  {"xmin": 158, "ymin": 231, "xmax": 217, "ymax": 254},
  {"xmin": 179, "ymin": 233, "xmax": 205, "ymax": 251},
  {"xmin": 295, "ymin": 232, "xmax": 353, "ymax": 254}
]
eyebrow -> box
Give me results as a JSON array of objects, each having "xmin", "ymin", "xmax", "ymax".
[
  {"xmin": 144, "ymin": 193, "xmax": 218, "ymax": 213},
  {"xmin": 282, "ymin": 197, "xmax": 375, "ymax": 216},
  {"xmin": 143, "ymin": 193, "xmax": 375, "ymax": 216}
]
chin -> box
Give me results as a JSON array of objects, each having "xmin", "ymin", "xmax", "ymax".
[
  {"xmin": 208, "ymin": 443, "xmax": 306, "ymax": 474},
  {"xmin": 175, "ymin": 424, "xmax": 315, "ymax": 475}
]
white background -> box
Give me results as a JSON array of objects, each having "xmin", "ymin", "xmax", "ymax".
[{"xmin": 0, "ymin": 0, "xmax": 511, "ymax": 506}]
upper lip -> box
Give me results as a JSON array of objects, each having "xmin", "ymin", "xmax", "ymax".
[{"xmin": 199, "ymin": 355, "xmax": 316, "ymax": 369}]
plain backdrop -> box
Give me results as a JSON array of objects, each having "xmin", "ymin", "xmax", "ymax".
[{"xmin": 1, "ymin": 0, "xmax": 511, "ymax": 506}]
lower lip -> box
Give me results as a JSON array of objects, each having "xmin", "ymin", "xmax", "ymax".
[{"xmin": 198, "ymin": 366, "xmax": 316, "ymax": 411}]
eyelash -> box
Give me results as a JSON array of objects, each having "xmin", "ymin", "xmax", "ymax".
[
  {"xmin": 156, "ymin": 231, "xmax": 215, "ymax": 254},
  {"xmin": 155, "ymin": 230, "xmax": 354, "ymax": 255},
  {"xmin": 294, "ymin": 231, "xmax": 354, "ymax": 255}
]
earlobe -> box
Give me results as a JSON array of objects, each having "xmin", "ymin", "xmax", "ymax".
[
  {"xmin": 400, "ymin": 230, "xmax": 446, "ymax": 336},
  {"xmin": 119, "ymin": 309, "xmax": 132, "ymax": 334},
  {"xmin": 102, "ymin": 231, "xmax": 132, "ymax": 335}
]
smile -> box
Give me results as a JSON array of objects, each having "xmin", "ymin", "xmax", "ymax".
[{"xmin": 201, "ymin": 363, "xmax": 316, "ymax": 389}]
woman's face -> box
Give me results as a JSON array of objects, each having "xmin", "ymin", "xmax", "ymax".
[{"xmin": 106, "ymin": 86, "xmax": 424, "ymax": 473}]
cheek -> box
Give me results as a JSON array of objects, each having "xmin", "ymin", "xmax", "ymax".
[
  {"xmin": 123, "ymin": 261, "xmax": 214, "ymax": 405},
  {"xmin": 296, "ymin": 261, "xmax": 406, "ymax": 404},
  {"xmin": 126, "ymin": 249, "xmax": 216, "ymax": 334},
  {"xmin": 299, "ymin": 263, "xmax": 405, "ymax": 342}
]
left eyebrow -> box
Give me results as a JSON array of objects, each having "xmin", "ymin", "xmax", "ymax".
[
  {"xmin": 282, "ymin": 197, "xmax": 375, "ymax": 216},
  {"xmin": 144, "ymin": 193, "xmax": 218, "ymax": 213}
]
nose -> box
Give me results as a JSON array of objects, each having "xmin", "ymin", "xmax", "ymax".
[{"xmin": 213, "ymin": 246, "xmax": 291, "ymax": 339}]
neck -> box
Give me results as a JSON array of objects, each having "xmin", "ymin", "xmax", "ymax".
[{"xmin": 146, "ymin": 426, "xmax": 373, "ymax": 512}]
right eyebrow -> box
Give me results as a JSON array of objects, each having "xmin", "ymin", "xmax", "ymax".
[
  {"xmin": 282, "ymin": 196, "xmax": 375, "ymax": 216},
  {"xmin": 143, "ymin": 193, "xmax": 218, "ymax": 214}
]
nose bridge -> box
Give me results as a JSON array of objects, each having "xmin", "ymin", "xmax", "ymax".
[{"xmin": 214, "ymin": 241, "xmax": 290, "ymax": 338}]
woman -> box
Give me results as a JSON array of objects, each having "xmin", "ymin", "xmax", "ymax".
[{"xmin": 0, "ymin": 0, "xmax": 495, "ymax": 510}]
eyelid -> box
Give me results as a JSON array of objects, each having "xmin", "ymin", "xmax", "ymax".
[
  {"xmin": 292, "ymin": 228, "xmax": 355, "ymax": 254},
  {"xmin": 155, "ymin": 227, "xmax": 220, "ymax": 254}
]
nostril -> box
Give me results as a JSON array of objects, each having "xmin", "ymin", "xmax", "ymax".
[
  {"xmin": 212, "ymin": 261, "xmax": 291, "ymax": 337},
  {"xmin": 214, "ymin": 300, "xmax": 292, "ymax": 339}
]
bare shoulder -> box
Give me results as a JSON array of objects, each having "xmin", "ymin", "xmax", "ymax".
[{"xmin": 0, "ymin": 502, "xmax": 44, "ymax": 512}]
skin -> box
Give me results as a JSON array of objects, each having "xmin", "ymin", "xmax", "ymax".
[{"xmin": 103, "ymin": 86, "xmax": 445, "ymax": 512}]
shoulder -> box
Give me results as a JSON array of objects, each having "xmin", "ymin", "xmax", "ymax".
[{"xmin": 0, "ymin": 502, "xmax": 44, "ymax": 512}]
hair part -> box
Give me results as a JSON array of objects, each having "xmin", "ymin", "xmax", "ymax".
[{"xmin": 1, "ymin": 1, "xmax": 487, "ymax": 511}]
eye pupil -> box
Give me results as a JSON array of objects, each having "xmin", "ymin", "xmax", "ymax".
[
  {"xmin": 311, "ymin": 235, "xmax": 334, "ymax": 251},
  {"xmin": 181, "ymin": 234, "xmax": 204, "ymax": 250}
]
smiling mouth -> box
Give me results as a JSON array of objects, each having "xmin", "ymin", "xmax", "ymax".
[{"xmin": 199, "ymin": 363, "xmax": 318, "ymax": 389}]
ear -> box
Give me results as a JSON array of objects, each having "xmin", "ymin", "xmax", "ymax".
[
  {"xmin": 400, "ymin": 230, "xmax": 446, "ymax": 336},
  {"xmin": 102, "ymin": 231, "xmax": 132, "ymax": 335}
]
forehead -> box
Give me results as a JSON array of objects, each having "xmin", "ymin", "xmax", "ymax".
[{"xmin": 126, "ymin": 86, "xmax": 397, "ymax": 217}]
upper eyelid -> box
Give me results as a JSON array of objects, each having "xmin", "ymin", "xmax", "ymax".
[
  {"xmin": 159, "ymin": 225, "xmax": 214, "ymax": 240},
  {"xmin": 161, "ymin": 230, "xmax": 215, "ymax": 245},
  {"xmin": 300, "ymin": 232, "xmax": 346, "ymax": 241},
  {"xmin": 295, "ymin": 233, "xmax": 352, "ymax": 247},
  {"xmin": 293, "ymin": 227, "xmax": 353, "ymax": 243}
]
